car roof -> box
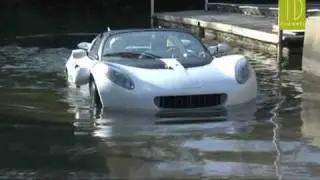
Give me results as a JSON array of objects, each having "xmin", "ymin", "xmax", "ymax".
[{"xmin": 100, "ymin": 28, "xmax": 196, "ymax": 37}]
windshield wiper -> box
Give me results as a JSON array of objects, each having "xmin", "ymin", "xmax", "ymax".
[
  {"xmin": 103, "ymin": 51, "xmax": 162, "ymax": 59},
  {"xmin": 103, "ymin": 52, "xmax": 133, "ymax": 57}
]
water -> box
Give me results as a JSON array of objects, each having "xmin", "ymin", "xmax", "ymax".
[{"xmin": 1, "ymin": 33, "xmax": 319, "ymax": 180}]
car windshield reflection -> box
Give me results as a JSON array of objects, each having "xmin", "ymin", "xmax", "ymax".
[{"xmin": 102, "ymin": 31, "xmax": 212, "ymax": 61}]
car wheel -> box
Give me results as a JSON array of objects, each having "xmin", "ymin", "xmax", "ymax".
[
  {"xmin": 89, "ymin": 80, "xmax": 102, "ymax": 110},
  {"xmin": 65, "ymin": 68, "xmax": 69, "ymax": 80},
  {"xmin": 65, "ymin": 68, "xmax": 72, "ymax": 86}
]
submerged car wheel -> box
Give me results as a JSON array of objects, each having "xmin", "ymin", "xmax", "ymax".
[
  {"xmin": 89, "ymin": 79, "xmax": 102, "ymax": 110},
  {"xmin": 65, "ymin": 68, "xmax": 72, "ymax": 86},
  {"xmin": 65, "ymin": 68, "xmax": 69, "ymax": 80}
]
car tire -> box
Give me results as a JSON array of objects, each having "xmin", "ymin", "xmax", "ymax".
[
  {"xmin": 65, "ymin": 68, "xmax": 69, "ymax": 81},
  {"xmin": 89, "ymin": 79, "xmax": 102, "ymax": 110},
  {"xmin": 65, "ymin": 68, "xmax": 72, "ymax": 86}
]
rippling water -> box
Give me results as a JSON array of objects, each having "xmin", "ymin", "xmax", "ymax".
[{"xmin": 0, "ymin": 35, "xmax": 318, "ymax": 180}]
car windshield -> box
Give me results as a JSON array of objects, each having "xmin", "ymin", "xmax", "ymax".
[{"xmin": 102, "ymin": 31, "xmax": 212, "ymax": 60}]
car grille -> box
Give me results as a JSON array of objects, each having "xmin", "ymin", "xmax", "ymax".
[{"xmin": 154, "ymin": 94, "xmax": 227, "ymax": 109}]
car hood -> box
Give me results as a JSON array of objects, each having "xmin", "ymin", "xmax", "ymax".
[
  {"xmin": 103, "ymin": 56, "xmax": 212, "ymax": 69},
  {"xmin": 104, "ymin": 56, "xmax": 237, "ymax": 90}
]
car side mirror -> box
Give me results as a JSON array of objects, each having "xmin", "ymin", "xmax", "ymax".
[
  {"xmin": 77, "ymin": 42, "xmax": 91, "ymax": 51},
  {"xmin": 72, "ymin": 49, "xmax": 87, "ymax": 59},
  {"xmin": 207, "ymin": 43, "xmax": 232, "ymax": 56}
]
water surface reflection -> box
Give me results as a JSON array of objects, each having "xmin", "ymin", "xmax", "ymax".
[{"xmin": 1, "ymin": 35, "xmax": 320, "ymax": 179}]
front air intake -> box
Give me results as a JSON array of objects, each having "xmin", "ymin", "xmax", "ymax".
[{"xmin": 154, "ymin": 94, "xmax": 227, "ymax": 109}]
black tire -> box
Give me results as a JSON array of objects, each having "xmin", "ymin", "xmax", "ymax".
[
  {"xmin": 65, "ymin": 68, "xmax": 73, "ymax": 87},
  {"xmin": 89, "ymin": 79, "xmax": 102, "ymax": 110},
  {"xmin": 65, "ymin": 68, "xmax": 69, "ymax": 80}
]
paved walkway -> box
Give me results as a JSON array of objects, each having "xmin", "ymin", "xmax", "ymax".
[
  {"xmin": 156, "ymin": 10, "xmax": 304, "ymax": 44},
  {"xmin": 207, "ymin": 3, "xmax": 320, "ymax": 15},
  {"xmin": 158, "ymin": 10, "xmax": 276, "ymax": 33}
]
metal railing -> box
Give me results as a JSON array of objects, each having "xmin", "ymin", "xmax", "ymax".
[
  {"xmin": 205, "ymin": 0, "xmax": 208, "ymax": 11},
  {"xmin": 150, "ymin": 0, "xmax": 209, "ymax": 27},
  {"xmin": 204, "ymin": 1, "xmax": 239, "ymax": 11},
  {"xmin": 151, "ymin": 0, "xmax": 155, "ymax": 27},
  {"xmin": 204, "ymin": 1, "xmax": 320, "ymax": 15}
]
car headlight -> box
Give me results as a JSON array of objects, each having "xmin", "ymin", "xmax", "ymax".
[
  {"xmin": 235, "ymin": 58, "xmax": 251, "ymax": 84},
  {"xmin": 106, "ymin": 68, "xmax": 135, "ymax": 90}
]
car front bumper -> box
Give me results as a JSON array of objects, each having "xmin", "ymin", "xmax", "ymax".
[{"xmin": 97, "ymin": 74, "xmax": 257, "ymax": 119}]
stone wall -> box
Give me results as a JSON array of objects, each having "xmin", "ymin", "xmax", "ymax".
[
  {"xmin": 301, "ymin": 16, "xmax": 320, "ymax": 149},
  {"xmin": 302, "ymin": 16, "xmax": 320, "ymax": 80},
  {"xmin": 301, "ymin": 71, "xmax": 320, "ymax": 148}
]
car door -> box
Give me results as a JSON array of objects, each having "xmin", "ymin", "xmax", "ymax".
[{"xmin": 72, "ymin": 34, "xmax": 105, "ymax": 86}]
